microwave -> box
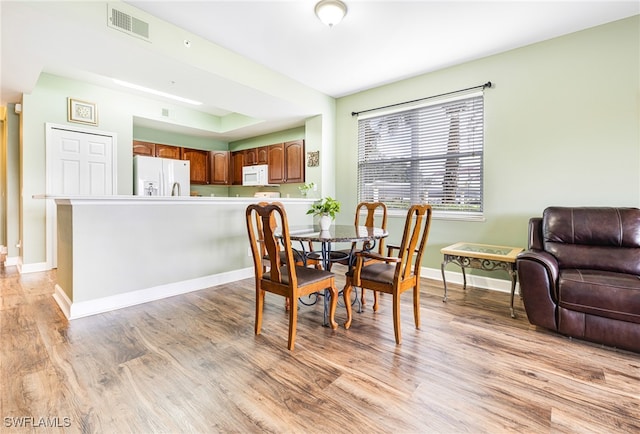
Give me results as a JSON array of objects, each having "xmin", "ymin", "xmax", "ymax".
[{"xmin": 242, "ymin": 164, "xmax": 270, "ymax": 186}]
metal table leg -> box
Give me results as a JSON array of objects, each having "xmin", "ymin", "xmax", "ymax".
[{"xmin": 509, "ymin": 266, "xmax": 518, "ymax": 318}]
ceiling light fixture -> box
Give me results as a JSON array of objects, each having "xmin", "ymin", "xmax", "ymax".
[
  {"xmin": 112, "ymin": 79, "xmax": 202, "ymax": 105},
  {"xmin": 314, "ymin": 0, "xmax": 347, "ymax": 27}
]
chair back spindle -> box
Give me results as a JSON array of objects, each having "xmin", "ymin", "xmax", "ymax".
[
  {"xmin": 396, "ymin": 205, "xmax": 432, "ymax": 282},
  {"xmin": 356, "ymin": 202, "xmax": 388, "ymax": 255}
]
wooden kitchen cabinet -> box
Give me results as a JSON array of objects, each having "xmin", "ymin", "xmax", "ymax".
[
  {"xmin": 267, "ymin": 143, "xmax": 285, "ymax": 184},
  {"xmin": 156, "ymin": 144, "xmax": 182, "ymax": 160},
  {"xmin": 182, "ymin": 148, "xmax": 209, "ymax": 185},
  {"xmin": 210, "ymin": 151, "xmax": 230, "ymax": 185},
  {"xmin": 228, "ymin": 139, "xmax": 304, "ymax": 185},
  {"xmin": 257, "ymin": 147, "xmax": 268, "ymax": 165},
  {"xmin": 231, "ymin": 151, "xmax": 245, "ymax": 185},
  {"xmin": 267, "ymin": 140, "xmax": 305, "ymax": 184},
  {"xmin": 284, "ymin": 140, "xmax": 305, "ymax": 183},
  {"xmin": 133, "ymin": 140, "xmax": 155, "ymax": 157},
  {"xmin": 242, "ymin": 147, "xmax": 267, "ymax": 166},
  {"xmin": 244, "ymin": 148, "xmax": 257, "ymax": 166},
  {"xmin": 133, "ymin": 141, "xmax": 182, "ymax": 159}
]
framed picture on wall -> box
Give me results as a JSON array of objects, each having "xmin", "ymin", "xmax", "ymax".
[
  {"xmin": 67, "ymin": 98, "xmax": 98, "ymax": 126},
  {"xmin": 307, "ymin": 151, "xmax": 319, "ymax": 167}
]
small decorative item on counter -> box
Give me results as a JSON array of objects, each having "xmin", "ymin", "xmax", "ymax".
[
  {"xmin": 298, "ymin": 182, "xmax": 315, "ymax": 197},
  {"xmin": 307, "ymin": 196, "xmax": 340, "ymax": 230}
]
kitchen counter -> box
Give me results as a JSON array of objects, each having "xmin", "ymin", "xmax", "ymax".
[
  {"xmin": 52, "ymin": 195, "xmax": 316, "ymax": 319},
  {"xmin": 35, "ymin": 194, "xmax": 318, "ymax": 203}
]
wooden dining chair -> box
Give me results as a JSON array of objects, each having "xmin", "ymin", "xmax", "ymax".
[
  {"xmin": 251, "ymin": 201, "xmax": 321, "ymax": 312},
  {"xmin": 343, "ymin": 204, "xmax": 433, "ymax": 344},
  {"xmin": 246, "ymin": 202, "xmax": 338, "ymax": 350},
  {"xmin": 342, "ymin": 202, "xmax": 388, "ymax": 306}
]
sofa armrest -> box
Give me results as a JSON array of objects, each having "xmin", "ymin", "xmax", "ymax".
[
  {"xmin": 528, "ymin": 217, "xmax": 544, "ymax": 250},
  {"xmin": 516, "ymin": 249, "xmax": 560, "ymax": 331}
]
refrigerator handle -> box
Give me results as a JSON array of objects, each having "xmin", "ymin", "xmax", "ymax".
[{"xmin": 159, "ymin": 169, "xmax": 165, "ymax": 196}]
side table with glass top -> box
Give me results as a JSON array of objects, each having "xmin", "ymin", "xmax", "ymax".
[{"xmin": 440, "ymin": 242, "xmax": 524, "ymax": 318}]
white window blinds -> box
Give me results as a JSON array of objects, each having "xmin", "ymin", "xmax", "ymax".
[{"xmin": 357, "ymin": 92, "xmax": 484, "ymax": 214}]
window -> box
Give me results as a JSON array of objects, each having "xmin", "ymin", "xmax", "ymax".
[{"xmin": 357, "ymin": 92, "xmax": 484, "ymax": 217}]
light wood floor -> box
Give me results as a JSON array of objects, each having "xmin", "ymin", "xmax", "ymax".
[{"xmin": 1, "ymin": 264, "xmax": 639, "ymax": 433}]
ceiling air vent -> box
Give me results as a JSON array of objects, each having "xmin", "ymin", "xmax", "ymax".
[{"xmin": 107, "ymin": 5, "xmax": 150, "ymax": 41}]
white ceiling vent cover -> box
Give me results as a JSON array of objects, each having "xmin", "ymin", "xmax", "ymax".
[{"xmin": 107, "ymin": 5, "xmax": 150, "ymax": 41}]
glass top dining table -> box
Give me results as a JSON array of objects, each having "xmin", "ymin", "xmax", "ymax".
[
  {"xmin": 287, "ymin": 224, "xmax": 388, "ymax": 244},
  {"xmin": 285, "ymin": 225, "xmax": 388, "ymax": 268},
  {"xmin": 278, "ymin": 224, "xmax": 389, "ymax": 326}
]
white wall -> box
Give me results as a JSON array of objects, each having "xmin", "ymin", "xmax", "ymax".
[{"xmin": 55, "ymin": 197, "xmax": 316, "ymax": 318}]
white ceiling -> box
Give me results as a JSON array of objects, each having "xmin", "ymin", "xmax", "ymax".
[{"xmin": 2, "ymin": 1, "xmax": 638, "ymax": 141}]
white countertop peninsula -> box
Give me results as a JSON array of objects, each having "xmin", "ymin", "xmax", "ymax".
[{"xmin": 51, "ymin": 195, "xmax": 316, "ymax": 319}]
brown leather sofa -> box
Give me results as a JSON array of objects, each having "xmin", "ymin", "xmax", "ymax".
[{"xmin": 516, "ymin": 207, "xmax": 640, "ymax": 353}]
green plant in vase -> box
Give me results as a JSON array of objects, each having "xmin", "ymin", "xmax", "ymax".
[
  {"xmin": 298, "ymin": 182, "xmax": 315, "ymax": 197},
  {"xmin": 307, "ymin": 196, "xmax": 340, "ymax": 230}
]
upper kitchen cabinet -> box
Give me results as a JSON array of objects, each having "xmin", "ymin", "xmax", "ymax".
[
  {"xmin": 231, "ymin": 151, "xmax": 245, "ymax": 185},
  {"xmin": 283, "ymin": 140, "xmax": 305, "ymax": 183},
  {"xmin": 242, "ymin": 147, "xmax": 267, "ymax": 166},
  {"xmin": 268, "ymin": 140, "xmax": 305, "ymax": 184},
  {"xmin": 267, "ymin": 143, "xmax": 284, "ymax": 184},
  {"xmin": 182, "ymin": 148, "xmax": 210, "ymax": 185},
  {"xmin": 257, "ymin": 147, "xmax": 268, "ymax": 165},
  {"xmin": 133, "ymin": 141, "xmax": 181, "ymax": 159},
  {"xmin": 210, "ymin": 151, "xmax": 230, "ymax": 185},
  {"xmin": 229, "ymin": 139, "xmax": 304, "ymax": 185},
  {"xmin": 244, "ymin": 148, "xmax": 257, "ymax": 166},
  {"xmin": 156, "ymin": 144, "xmax": 182, "ymax": 160},
  {"xmin": 133, "ymin": 140, "xmax": 155, "ymax": 157}
]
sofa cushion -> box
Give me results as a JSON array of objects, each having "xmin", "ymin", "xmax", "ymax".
[
  {"xmin": 543, "ymin": 207, "xmax": 640, "ymax": 275},
  {"xmin": 558, "ymin": 269, "xmax": 640, "ymax": 325}
]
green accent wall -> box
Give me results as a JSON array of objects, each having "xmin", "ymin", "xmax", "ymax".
[
  {"xmin": 229, "ymin": 127, "xmax": 305, "ymax": 151},
  {"xmin": 335, "ymin": 16, "xmax": 640, "ymax": 274},
  {"xmin": 133, "ymin": 126, "xmax": 228, "ymax": 151}
]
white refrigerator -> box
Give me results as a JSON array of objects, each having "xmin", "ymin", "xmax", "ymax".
[{"xmin": 133, "ymin": 155, "xmax": 190, "ymax": 196}]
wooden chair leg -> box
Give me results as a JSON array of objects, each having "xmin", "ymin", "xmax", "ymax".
[
  {"xmin": 373, "ymin": 290, "xmax": 380, "ymax": 312},
  {"xmin": 255, "ymin": 288, "xmax": 265, "ymax": 335},
  {"xmin": 288, "ymin": 296, "xmax": 298, "ymax": 350},
  {"xmin": 413, "ymin": 285, "xmax": 420, "ymax": 329},
  {"xmin": 342, "ymin": 281, "xmax": 353, "ymax": 329},
  {"xmin": 328, "ymin": 282, "xmax": 339, "ymax": 330},
  {"xmin": 392, "ymin": 293, "xmax": 402, "ymax": 344},
  {"xmin": 361, "ymin": 287, "xmax": 366, "ymax": 307}
]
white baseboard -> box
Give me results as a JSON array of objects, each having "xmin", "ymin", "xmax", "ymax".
[
  {"xmin": 51, "ymin": 265, "xmax": 516, "ymax": 321},
  {"xmin": 18, "ymin": 260, "xmax": 50, "ymax": 274},
  {"xmin": 54, "ymin": 267, "xmax": 254, "ymax": 320},
  {"xmin": 422, "ymin": 266, "xmax": 520, "ymax": 294},
  {"xmin": 4, "ymin": 256, "xmax": 19, "ymax": 266},
  {"xmin": 53, "ymin": 284, "xmax": 72, "ymax": 319}
]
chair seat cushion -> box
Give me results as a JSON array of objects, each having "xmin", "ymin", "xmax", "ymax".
[
  {"xmin": 559, "ymin": 269, "xmax": 640, "ymax": 324},
  {"xmin": 263, "ymin": 265, "xmax": 334, "ymax": 286},
  {"xmin": 352, "ymin": 262, "xmax": 397, "ymax": 285}
]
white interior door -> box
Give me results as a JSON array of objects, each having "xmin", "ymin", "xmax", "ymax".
[{"xmin": 46, "ymin": 123, "xmax": 117, "ymax": 268}]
